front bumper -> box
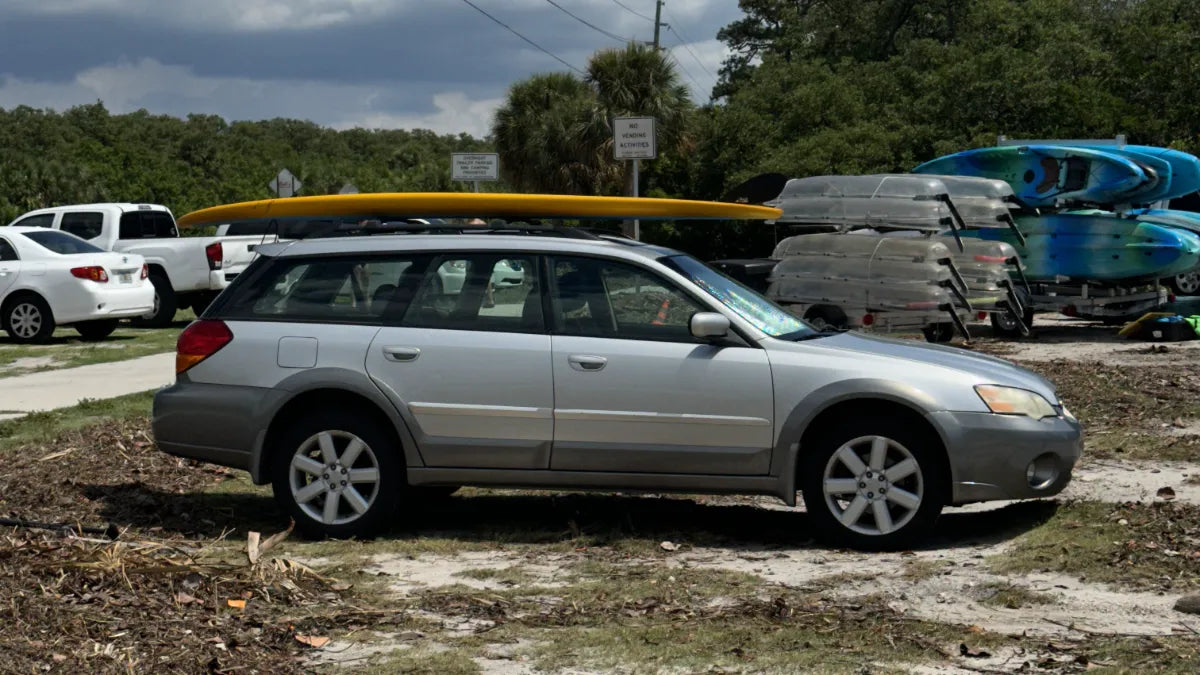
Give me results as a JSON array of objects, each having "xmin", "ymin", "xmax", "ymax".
[{"xmin": 927, "ymin": 410, "xmax": 1083, "ymax": 504}]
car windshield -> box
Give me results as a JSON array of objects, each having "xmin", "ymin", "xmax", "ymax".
[
  {"xmin": 661, "ymin": 254, "xmax": 818, "ymax": 340},
  {"xmin": 21, "ymin": 230, "xmax": 105, "ymax": 255}
]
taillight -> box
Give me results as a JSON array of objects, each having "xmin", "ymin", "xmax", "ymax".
[
  {"xmin": 862, "ymin": 313, "xmax": 875, "ymax": 326},
  {"xmin": 205, "ymin": 242, "xmax": 223, "ymax": 270},
  {"xmin": 141, "ymin": 264, "xmax": 149, "ymax": 279},
  {"xmin": 176, "ymin": 320, "xmax": 233, "ymax": 374},
  {"xmin": 71, "ymin": 266, "xmax": 109, "ymax": 282}
]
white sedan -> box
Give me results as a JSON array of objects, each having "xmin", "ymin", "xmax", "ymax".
[{"xmin": 0, "ymin": 226, "xmax": 155, "ymax": 343}]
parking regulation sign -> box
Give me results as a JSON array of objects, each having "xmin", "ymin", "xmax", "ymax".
[
  {"xmin": 613, "ymin": 117, "xmax": 656, "ymax": 160},
  {"xmin": 451, "ymin": 153, "xmax": 499, "ymax": 182}
]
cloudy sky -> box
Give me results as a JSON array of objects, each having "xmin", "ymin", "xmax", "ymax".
[{"xmin": 0, "ymin": 0, "xmax": 741, "ymax": 138}]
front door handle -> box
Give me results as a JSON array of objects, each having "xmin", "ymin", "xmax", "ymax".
[
  {"xmin": 382, "ymin": 346, "xmax": 421, "ymax": 362},
  {"xmin": 568, "ymin": 354, "xmax": 607, "ymax": 372}
]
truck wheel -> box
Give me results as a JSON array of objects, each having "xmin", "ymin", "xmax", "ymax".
[
  {"xmin": 990, "ymin": 307, "xmax": 1033, "ymax": 338},
  {"xmin": 1169, "ymin": 270, "xmax": 1200, "ymax": 296},
  {"xmin": 271, "ymin": 408, "xmax": 404, "ymax": 539},
  {"xmin": 188, "ymin": 291, "xmax": 218, "ymax": 316},
  {"xmin": 75, "ymin": 319, "xmax": 119, "ymax": 341},
  {"xmin": 133, "ymin": 274, "xmax": 177, "ymax": 328},
  {"xmin": 800, "ymin": 414, "xmax": 946, "ymax": 551},
  {"xmin": 921, "ymin": 323, "xmax": 955, "ymax": 343},
  {"xmin": 2, "ymin": 293, "xmax": 56, "ymax": 344},
  {"xmin": 804, "ymin": 305, "xmax": 847, "ymax": 331}
]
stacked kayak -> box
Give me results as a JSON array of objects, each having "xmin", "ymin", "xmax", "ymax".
[
  {"xmin": 765, "ymin": 174, "xmax": 962, "ymax": 232},
  {"xmin": 767, "ymin": 233, "xmax": 972, "ymax": 312},
  {"xmin": 914, "ymin": 142, "xmax": 1200, "ymax": 286}
]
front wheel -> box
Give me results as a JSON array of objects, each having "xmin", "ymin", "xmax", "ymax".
[
  {"xmin": 271, "ymin": 409, "xmax": 404, "ymax": 539},
  {"xmin": 75, "ymin": 319, "xmax": 119, "ymax": 341},
  {"xmin": 800, "ymin": 416, "xmax": 946, "ymax": 551}
]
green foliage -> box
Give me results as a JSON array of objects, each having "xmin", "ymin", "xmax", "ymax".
[{"xmin": 0, "ymin": 104, "xmax": 491, "ymax": 224}]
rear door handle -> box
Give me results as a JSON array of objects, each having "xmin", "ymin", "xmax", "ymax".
[
  {"xmin": 382, "ymin": 346, "xmax": 421, "ymax": 362},
  {"xmin": 568, "ymin": 354, "xmax": 607, "ymax": 372}
]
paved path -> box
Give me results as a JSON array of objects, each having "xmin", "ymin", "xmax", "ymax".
[{"xmin": 0, "ymin": 353, "xmax": 174, "ymax": 420}]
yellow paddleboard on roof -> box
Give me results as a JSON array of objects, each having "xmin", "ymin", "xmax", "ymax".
[{"xmin": 176, "ymin": 192, "xmax": 782, "ymax": 228}]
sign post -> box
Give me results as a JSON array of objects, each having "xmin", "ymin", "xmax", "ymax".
[
  {"xmin": 613, "ymin": 117, "xmax": 657, "ymax": 240},
  {"xmin": 451, "ymin": 153, "xmax": 499, "ymax": 193},
  {"xmin": 269, "ymin": 168, "xmax": 301, "ymax": 198}
]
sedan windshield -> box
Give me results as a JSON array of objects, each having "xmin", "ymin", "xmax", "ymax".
[
  {"xmin": 662, "ymin": 254, "xmax": 818, "ymax": 340},
  {"xmin": 22, "ymin": 230, "xmax": 105, "ymax": 255}
]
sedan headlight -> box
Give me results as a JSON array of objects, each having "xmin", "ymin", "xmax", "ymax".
[{"xmin": 974, "ymin": 385, "xmax": 1058, "ymax": 420}]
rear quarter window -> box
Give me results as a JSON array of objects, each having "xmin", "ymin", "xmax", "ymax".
[
  {"xmin": 60, "ymin": 212, "xmax": 104, "ymax": 240},
  {"xmin": 216, "ymin": 255, "xmax": 431, "ymax": 324}
]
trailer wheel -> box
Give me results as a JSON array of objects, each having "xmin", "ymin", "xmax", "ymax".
[
  {"xmin": 990, "ymin": 307, "xmax": 1034, "ymax": 338},
  {"xmin": 804, "ymin": 305, "xmax": 847, "ymax": 331},
  {"xmin": 921, "ymin": 323, "xmax": 955, "ymax": 343}
]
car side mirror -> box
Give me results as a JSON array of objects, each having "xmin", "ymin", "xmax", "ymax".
[{"xmin": 690, "ymin": 312, "xmax": 730, "ymax": 339}]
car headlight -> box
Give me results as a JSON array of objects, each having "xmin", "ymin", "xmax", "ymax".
[{"xmin": 974, "ymin": 385, "xmax": 1059, "ymax": 420}]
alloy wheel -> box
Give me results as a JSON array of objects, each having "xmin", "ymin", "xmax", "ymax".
[
  {"xmin": 822, "ymin": 435, "xmax": 924, "ymax": 536},
  {"xmin": 1176, "ymin": 271, "xmax": 1200, "ymax": 295},
  {"xmin": 288, "ymin": 430, "xmax": 381, "ymax": 526},
  {"xmin": 10, "ymin": 303, "xmax": 42, "ymax": 339}
]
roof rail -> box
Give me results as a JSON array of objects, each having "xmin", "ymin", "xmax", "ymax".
[{"xmin": 298, "ymin": 219, "xmax": 603, "ymax": 241}]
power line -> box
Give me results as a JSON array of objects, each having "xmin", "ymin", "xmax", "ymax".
[
  {"xmin": 544, "ymin": 0, "xmax": 632, "ymax": 44},
  {"xmin": 457, "ymin": 0, "xmax": 584, "ymax": 74},
  {"xmin": 608, "ymin": 0, "xmax": 654, "ymax": 23},
  {"xmin": 665, "ymin": 48, "xmax": 704, "ymax": 94},
  {"xmin": 664, "ymin": 22, "xmax": 719, "ymax": 88}
]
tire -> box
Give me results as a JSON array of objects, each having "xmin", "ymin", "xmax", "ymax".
[
  {"xmin": 799, "ymin": 413, "xmax": 946, "ymax": 551},
  {"xmin": 75, "ymin": 319, "xmax": 119, "ymax": 341},
  {"xmin": 990, "ymin": 306, "xmax": 1033, "ymax": 338},
  {"xmin": 188, "ymin": 291, "xmax": 217, "ymax": 316},
  {"xmin": 921, "ymin": 323, "xmax": 955, "ymax": 343},
  {"xmin": 270, "ymin": 408, "xmax": 404, "ymax": 539},
  {"xmin": 132, "ymin": 273, "xmax": 177, "ymax": 328},
  {"xmin": 804, "ymin": 305, "xmax": 847, "ymax": 331},
  {"xmin": 1169, "ymin": 270, "xmax": 1200, "ymax": 296},
  {"xmin": 2, "ymin": 293, "xmax": 56, "ymax": 344}
]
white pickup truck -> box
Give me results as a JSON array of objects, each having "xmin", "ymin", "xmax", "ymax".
[{"xmin": 6, "ymin": 203, "xmax": 262, "ymax": 325}]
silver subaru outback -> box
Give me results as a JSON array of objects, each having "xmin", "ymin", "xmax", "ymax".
[{"xmin": 153, "ymin": 229, "xmax": 1082, "ymax": 550}]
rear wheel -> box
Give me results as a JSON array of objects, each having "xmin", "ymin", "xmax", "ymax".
[
  {"xmin": 75, "ymin": 319, "xmax": 119, "ymax": 341},
  {"xmin": 188, "ymin": 291, "xmax": 218, "ymax": 316},
  {"xmin": 271, "ymin": 408, "xmax": 404, "ymax": 539},
  {"xmin": 3, "ymin": 294, "xmax": 55, "ymax": 344},
  {"xmin": 804, "ymin": 305, "xmax": 847, "ymax": 331},
  {"xmin": 132, "ymin": 274, "xmax": 177, "ymax": 328},
  {"xmin": 800, "ymin": 414, "xmax": 946, "ymax": 551}
]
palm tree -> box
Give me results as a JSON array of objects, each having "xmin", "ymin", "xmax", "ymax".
[
  {"xmin": 492, "ymin": 73, "xmax": 615, "ymax": 194},
  {"xmin": 586, "ymin": 43, "xmax": 694, "ymax": 205}
]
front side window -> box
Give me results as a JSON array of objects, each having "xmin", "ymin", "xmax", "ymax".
[
  {"xmin": 60, "ymin": 212, "xmax": 104, "ymax": 240},
  {"xmin": 550, "ymin": 256, "xmax": 702, "ymax": 341},
  {"xmin": 22, "ymin": 230, "xmax": 105, "ymax": 255},
  {"xmin": 403, "ymin": 253, "xmax": 542, "ymax": 333},
  {"xmin": 219, "ymin": 255, "xmax": 430, "ymax": 324},
  {"xmin": 0, "ymin": 237, "xmax": 18, "ymax": 261},
  {"xmin": 11, "ymin": 214, "xmax": 54, "ymax": 229}
]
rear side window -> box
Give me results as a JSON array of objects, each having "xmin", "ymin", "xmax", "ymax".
[
  {"xmin": 119, "ymin": 211, "xmax": 177, "ymax": 239},
  {"xmin": 22, "ymin": 230, "xmax": 105, "ymax": 255},
  {"xmin": 218, "ymin": 255, "xmax": 431, "ymax": 324},
  {"xmin": 403, "ymin": 253, "xmax": 542, "ymax": 333},
  {"xmin": 11, "ymin": 214, "xmax": 54, "ymax": 229},
  {"xmin": 60, "ymin": 212, "xmax": 104, "ymax": 240},
  {"xmin": 0, "ymin": 237, "xmax": 18, "ymax": 261}
]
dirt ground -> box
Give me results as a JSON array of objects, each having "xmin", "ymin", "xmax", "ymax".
[{"xmin": 1, "ymin": 314, "xmax": 1199, "ymax": 673}]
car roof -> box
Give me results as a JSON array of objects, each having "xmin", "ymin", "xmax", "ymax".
[
  {"xmin": 15, "ymin": 203, "xmax": 171, "ymax": 216},
  {"xmin": 259, "ymin": 233, "xmax": 682, "ymax": 263}
]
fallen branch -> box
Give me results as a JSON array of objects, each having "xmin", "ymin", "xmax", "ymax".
[{"xmin": 0, "ymin": 517, "xmax": 118, "ymax": 539}]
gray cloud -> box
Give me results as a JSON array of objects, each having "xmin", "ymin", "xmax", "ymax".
[{"xmin": 0, "ymin": 0, "xmax": 740, "ymax": 136}]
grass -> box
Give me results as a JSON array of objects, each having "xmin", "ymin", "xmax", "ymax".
[
  {"xmin": 453, "ymin": 566, "xmax": 540, "ymax": 586},
  {"xmin": 899, "ymin": 559, "xmax": 951, "ymax": 581},
  {"xmin": 0, "ymin": 310, "xmax": 193, "ymax": 376},
  {"xmin": 989, "ymin": 501, "xmax": 1200, "ymax": 592},
  {"xmin": 0, "ymin": 390, "xmax": 154, "ymax": 452}
]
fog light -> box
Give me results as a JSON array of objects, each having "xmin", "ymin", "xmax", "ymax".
[{"xmin": 1026, "ymin": 453, "xmax": 1060, "ymax": 489}]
